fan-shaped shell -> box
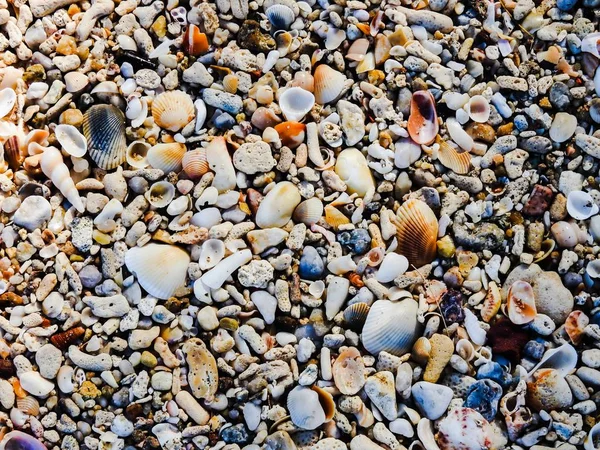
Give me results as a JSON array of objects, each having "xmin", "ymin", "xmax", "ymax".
[
  {"xmin": 466, "ymin": 95, "xmax": 490, "ymax": 123},
  {"xmin": 182, "ymin": 148, "xmax": 210, "ymax": 179},
  {"xmin": 362, "ymin": 299, "xmax": 421, "ymax": 356},
  {"xmin": 324, "ymin": 205, "xmax": 350, "ymax": 230},
  {"xmin": 83, "ymin": 104, "xmax": 127, "ymax": 170},
  {"xmin": 125, "ymin": 243, "xmax": 190, "ymax": 299},
  {"xmin": 565, "ymin": 310, "xmax": 589, "ymax": 345},
  {"xmin": 16, "ymin": 396, "xmax": 40, "ymax": 416},
  {"xmin": 54, "ymin": 124, "xmax": 87, "ymax": 157},
  {"xmin": 507, "ymin": 280, "xmax": 537, "ymax": 325},
  {"xmin": 436, "ymin": 136, "xmax": 470, "ymax": 175},
  {"xmin": 332, "ymin": 347, "xmax": 366, "ymax": 395},
  {"xmin": 343, "ymin": 302, "xmax": 370, "ymax": 330},
  {"xmin": 287, "ymin": 386, "xmax": 327, "ymax": 430},
  {"xmin": 152, "ymin": 90, "xmax": 195, "ymax": 132},
  {"xmin": 279, "ymin": 87, "xmax": 315, "ymax": 122},
  {"xmin": 293, "ymin": 197, "xmax": 323, "ymax": 225},
  {"xmin": 481, "ymin": 281, "xmax": 501, "ymax": 322},
  {"xmin": 314, "ymin": 65, "xmax": 346, "ymax": 104},
  {"xmin": 390, "ymin": 199, "xmax": 438, "ymax": 268},
  {"xmin": 126, "ymin": 140, "xmax": 150, "ymax": 169},
  {"xmin": 274, "ymin": 121, "xmax": 306, "ymax": 148},
  {"xmin": 145, "ymin": 181, "xmax": 176, "ymax": 208},
  {"xmin": 266, "ymin": 4, "xmax": 295, "ymax": 30},
  {"xmin": 408, "ymin": 90, "xmax": 438, "ymax": 145},
  {"xmin": 147, "ymin": 143, "xmax": 186, "ymax": 173},
  {"xmin": 437, "ymin": 408, "xmax": 498, "ymax": 450}
]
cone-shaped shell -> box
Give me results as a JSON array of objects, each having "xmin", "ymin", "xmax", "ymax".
[
  {"xmin": 55, "ymin": 124, "xmax": 87, "ymax": 157},
  {"xmin": 314, "ymin": 65, "xmax": 346, "ymax": 104},
  {"xmin": 0, "ymin": 431, "xmax": 47, "ymax": 450},
  {"xmin": 333, "ymin": 347, "xmax": 366, "ymax": 395},
  {"xmin": 334, "ymin": 148, "xmax": 375, "ymax": 197},
  {"xmin": 408, "ymin": 90, "xmax": 438, "ymax": 145},
  {"xmin": 182, "ymin": 148, "xmax": 210, "ymax": 180},
  {"xmin": 182, "ymin": 338, "xmax": 218, "ymax": 400},
  {"xmin": 147, "ymin": 143, "xmax": 186, "ymax": 173},
  {"xmin": 274, "ymin": 121, "xmax": 306, "ymax": 148},
  {"xmin": 83, "ymin": 104, "xmax": 127, "ymax": 170},
  {"xmin": 287, "ymin": 386, "xmax": 327, "ymax": 430},
  {"xmin": 343, "ymin": 302, "xmax": 370, "ymax": 330},
  {"xmin": 152, "ymin": 90, "xmax": 195, "ymax": 132},
  {"xmin": 436, "ymin": 136, "xmax": 470, "ymax": 175},
  {"xmin": 362, "ymin": 299, "xmax": 421, "ymax": 356},
  {"xmin": 390, "ymin": 199, "xmax": 438, "ymax": 268},
  {"xmin": 125, "ymin": 243, "xmax": 190, "ymax": 299},
  {"xmin": 507, "ymin": 280, "xmax": 537, "ymax": 325},
  {"xmin": 293, "ymin": 197, "xmax": 323, "ymax": 225}
]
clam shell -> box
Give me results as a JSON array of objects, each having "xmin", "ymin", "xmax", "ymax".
[
  {"xmin": 147, "ymin": 143, "xmax": 186, "ymax": 173},
  {"xmin": 408, "ymin": 90, "xmax": 438, "ymax": 145},
  {"xmin": 334, "ymin": 148, "xmax": 375, "ymax": 197},
  {"xmin": 124, "ymin": 243, "xmax": 190, "ymax": 299},
  {"xmin": 182, "ymin": 338, "xmax": 218, "ymax": 400},
  {"xmin": 362, "ymin": 299, "xmax": 421, "ymax": 356},
  {"xmin": 256, "ymin": 181, "xmax": 301, "ymax": 228},
  {"xmin": 182, "ymin": 148, "xmax": 210, "ymax": 179},
  {"xmin": 436, "ymin": 136, "xmax": 470, "ymax": 175},
  {"xmin": 16, "ymin": 396, "xmax": 40, "ymax": 416},
  {"xmin": 293, "ymin": 197, "xmax": 323, "ymax": 225},
  {"xmin": 126, "ymin": 140, "xmax": 151, "ymax": 169},
  {"xmin": 446, "ymin": 117, "xmax": 474, "ymax": 152},
  {"xmin": 314, "ymin": 65, "xmax": 346, "ymax": 104},
  {"xmin": 83, "ymin": 104, "xmax": 127, "ymax": 170},
  {"xmin": 146, "ymin": 181, "xmax": 176, "ymax": 208},
  {"xmin": 287, "ymin": 386, "xmax": 327, "ymax": 430},
  {"xmin": 466, "ymin": 95, "xmax": 490, "ymax": 123},
  {"xmin": 343, "ymin": 302, "xmax": 370, "ymax": 330},
  {"xmin": 199, "ymin": 239, "xmax": 226, "ymax": 270},
  {"xmin": 332, "ymin": 347, "xmax": 366, "ymax": 395},
  {"xmin": 279, "ymin": 87, "xmax": 315, "ymax": 122},
  {"xmin": 507, "ymin": 280, "xmax": 537, "ymax": 325},
  {"xmin": 266, "ymin": 4, "xmax": 295, "ymax": 30},
  {"xmin": 54, "ymin": 124, "xmax": 87, "ymax": 157},
  {"xmin": 565, "ymin": 310, "xmax": 589, "ymax": 345},
  {"xmin": 152, "ymin": 90, "xmax": 195, "ymax": 132},
  {"xmin": 0, "ymin": 88, "xmax": 16, "ymax": 119},
  {"xmin": 567, "ymin": 190, "xmax": 599, "ymax": 220},
  {"xmin": 312, "ymin": 385, "xmax": 335, "ymax": 421},
  {"xmin": 390, "ymin": 199, "xmax": 438, "ymax": 268},
  {"xmin": 0, "ymin": 431, "xmax": 47, "ymax": 450}
]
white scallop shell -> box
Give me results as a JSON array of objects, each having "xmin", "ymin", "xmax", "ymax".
[
  {"xmin": 287, "ymin": 385, "xmax": 327, "ymax": 430},
  {"xmin": 362, "ymin": 299, "xmax": 421, "ymax": 356},
  {"xmin": 0, "ymin": 88, "xmax": 16, "ymax": 119},
  {"xmin": 266, "ymin": 4, "xmax": 296, "ymax": 30},
  {"xmin": 145, "ymin": 181, "xmax": 176, "ymax": 209},
  {"xmin": 279, "ymin": 87, "xmax": 315, "ymax": 122},
  {"xmin": 567, "ymin": 190, "xmax": 599, "ymax": 220},
  {"xmin": 199, "ymin": 239, "xmax": 226, "ymax": 270},
  {"xmin": 125, "ymin": 243, "xmax": 190, "ymax": 299},
  {"xmin": 55, "ymin": 124, "xmax": 87, "ymax": 157}
]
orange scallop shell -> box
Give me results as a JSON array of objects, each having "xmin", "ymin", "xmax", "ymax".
[
  {"xmin": 408, "ymin": 90, "xmax": 438, "ymax": 145},
  {"xmin": 391, "ymin": 199, "xmax": 438, "ymax": 268},
  {"xmin": 436, "ymin": 136, "xmax": 471, "ymax": 175},
  {"xmin": 182, "ymin": 148, "xmax": 210, "ymax": 180}
]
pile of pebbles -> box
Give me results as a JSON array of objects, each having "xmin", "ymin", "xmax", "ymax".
[{"xmin": 3, "ymin": 0, "xmax": 600, "ymax": 448}]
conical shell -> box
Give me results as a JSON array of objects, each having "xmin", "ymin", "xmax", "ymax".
[
  {"xmin": 126, "ymin": 140, "xmax": 150, "ymax": 169},
  {"xmin": 182, "ymin": 338, "xmax": 218, "ymax": 400},
  {"xmin": 287, "ymin": 386, "xmax": 327, "ymax": 430},
  {"xmin": 16, "ymin": 396, "xmax": 40, "ymax": 416},
  {"xmin": 332, "ymin": 347, "xmax": 366, "ymax": 395},
  {"xmin": 407, "ymin": 90, "xmax": 438, "ymax": 145},
  {"xmin": 293, "ymin": 197, "xmax": 324, "ymax": 225},
  {"xmin": 145, "ymin": 181, "xmax": 176, "ymax": 208},
  {"xmin": 274, "ymin": 121, "xmax": 306, "ymax": 148},
  {"xmin": 343, "ymin": 302, "xmax": 370, "ymax": 330},
  {"xmin": 362, "ymin": 299, "xmax": 421, "ymax": 356},
  {"xmin": 40, "ymin": 147, "xmax": 84, "ymax": 213},
  {"xmin": 279, "ymin": 87, "xmax": 315, "ymax": 122},
  {"xmin": 182, "ymin": 148, "xmax": 210, "ymax": 179},
  {"xmin": 147, "ymin": 143, "xmax": 186, "ymax": 173},
  {"xmin": 152, "ymin": 90, "xmax": 195, "ymax": 132},
  {"xmin": 390, "ymin": 199, "xmax": 438, "ymax": 268},
  {"xmin": 83, "ymin": 104, "xmax": 127, "ymax": 170},
  {"xmin": 565, "ymin": 310, "xmax": 589, "ymax": 345},
  {"xmin": 436, "ymin": 136, "xmax": 470, "ymax": 175},
  {"xmin": 314, "ymin": 65, "xmax": 346, "ymax": 104},
  {"xmin": 124, "ymin": 243, "xmax": 190, "ymax": 299},
  {"xmin": 266, "ymin": 4, "xmax": 295, "ymax": 30},
  {"xmin": 55, "ymin": 124, "xmax": 87, "ymax": 157},
  {"xmin": 507, "ymin": 280, "xmax": 537, "ymax": 325}
]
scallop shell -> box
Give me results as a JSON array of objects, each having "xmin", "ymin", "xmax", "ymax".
[
  {"xmin": 565, "ymin": 310, "xmax": 589, "ymax": 345},
  {"xmin": 279, "ymin": 87, "xmax": 315, "ymax": 122},
  {"xmin": 54, "ymin": 124, "xmax": 87, "ymax": 157},
  {"xmin": 567, "ymin": 190, "xmax": 599, "ymax": 220},
  {"xmin": 481, "ymin": 281, "xmax": 501, "ymax": 322},
  {"xmin": 293, "ymin": 197, "xmax": 324, "ymax": 225},
  {"xmin": 407, "ymin": 90, "xmax": 438, "ymax": 145},
  {"xmin": 199, "ymin": 239, "xmax": 226, "ymax": 270},
  {"xmin": 147, "ymin": 143, "xmax": 186, "ymax": 173},
  {"xmin": 126, "ymin": 140, "xmax": 150, "ymax": 169},
  {"xmin": 145, "ymin": 181, "xmax": 176, "ymax": 208},
  {"xmin": 223, "ymin": 74, "xmax": 238, "ymax": 93},
  {"xmin": 287, "ymin": 386, "xmax": 327, "ymax": 430},
  {"xmin": 182, "ymin": 148, "xmax": 210, "ymax": 180},
  {"xmin": 314, "ymin": 65, "xmax": 346, "ymax": 105},
  {"xmin": 152, "ymin": 90, "xmax": 195, "ymax": 132},
  {"xmin": 182, "ymin": 338, "xmax": 218, "ymax": 400},
  {"xmin": 266, "ymin": 4, "xmax": 295, "ymax": 30},
  {"xmin": 16, "ymin": 396, "xmax": 40, "ymax": 416},
  {"xmin": 324, "ymin": 205, "xmax": 350, "ymax": 230},
  {"xmin": 362, "ymin": 299, "xmax": 421, "ymax": 356},
  {"xmin": 0, "ymin": 431, "xmax": 47, "ymax": 450},
  {"xmin": 0, "ymin": 88, "xmax": 16, "ymax": 119},
  {"xmin": 506, "ymin": 280, "xmax": 537, "ymax": 325},
  {"xmin": 125, "ymin": 243, "xmax": 190, "ymax": 299},
  {"xmin": 183, "ymin": 24, "xmax": 209, "ymax": 56},
  {"xmin": 436, "ymin": 136, "xmax": 470, "ymax": 175},
  {"xmin": 466, "ymin": 95, "xmax": 490, "ymax": 123},
  {"xmin": 343, "ymin": 302, "xmax": 370, "ymax": 330},
  {"xmin": 390, "ymin": 199, "xmax": 438, "ymax": 268},
  {"xmin": 83, "ymin": 104, "xmax": 127, "ymax": 170}
]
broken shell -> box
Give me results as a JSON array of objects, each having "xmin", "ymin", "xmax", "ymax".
[
  {"xmin": 0, "ymin": 88, "xmax": 16, "ymax": 119},
  {"xmin": 376, "ymin": 253, "xmax": 409, "ymax": 283},
  {"xmin": 125, "ymin": 243, "xmax": 190, "ymax": 299},
  {"xmin": 83, "ymin": 104, "xmax": 127, "ymax": 170},
  {"xmin": 274, "ymin": 121, "xmax": 306, "ymax": 148},
  {"xmin": 390, "ymin": 199, "xmax": 439, "ymax": 268},
  {"xmin": 565, "ymin": 310, "xmax": 589, "ymax": 345},
  {"xmin": 356, "ymin": 52, "xmax": 375, "ymax": 73},
  {"xmin": 394, "ymin": 137, "xmax": 422, "ymax": 169},
  {"xmin": 145, "ymin": 181, "xmax": 176, "ymax": 209},
  {"xmin": 266, "ymin": 4, "xmax": 295, "ymax": 30},
  {"xmin": 446, "ymin": 118, "xmax": 474, "ymax": 152},
  {"xmin": 279, "ymin": 87, "xmax": 315, "ymax": 122},
  {"xmin": 324, "ymin": 205, "xmax": 350, "ymax": 230},
  {"xmin": 584, "ymin": 422, "xmax": 600, "ymax": 450},
  {"xmin": 182, "ymin": 338, "xmax": 218, "ymax": 400},
  {"xmin": 287, "ymin": 385, "xmax": 327, "ymax": 430},
  {"xmin": 0, "ymin": 431, "xmax": 47, "ymax": 450},
  {"xmin": 347, "ymin": 38, "xmax": 369, "ymax": 61},
  {"xmin": 506, "ymin": 280, "xmax": 537, "ymax": 325},
  {"xmin": 437, "ymin": 407, "xmax": 500, "ymax": 450},
  {"xmin": 54, "ymin": 124, "xmax": 87, "ymax": 157},
  {"xmin": 412, "ymin": 336, "xmax": 432, "ymax": 365},
  {"xmin": 343, "ymin": 302, "xmax": 370, "ymax": 330},
  {"xmin": 152, "ymin": 90, "xmax": 195, "ymax": 132},
  {"xmin": 199, "ymin": 239, "xmax": 226, "ymax": 270},
  {"xmin": 408, "ymin": 90, "xmax": 438, "ymax": 145},
  {"xmin": 335, "ymin": 148, "xmax": 375, "ymax": 197},
  {"xmin": 312, "ymin": 385, "xmax": 335, "ymax": 421},
  {"xmin": 183, "ymin": 24, "xmax": 209, "ymax": 56},
  {"xmin": 256, "ymin": 181, "xmax": 302, "ymax": 228},
  {"xmin": 182, "ymin": 148, "xmax": 210, "ymax": 180},
  {"xmin": 566, "ymin": 190, "xmax": 599, "ymax": 220},
  {"xmin": 481, "ymin": 281, "xmax": 501, "ymax": 322},
  {"xmin": 436, "ymin": 136, "xmax": 471, "ymax": 175},
  {"xmin": 19, "ymin": 372, "xmax": 54, "ymax": 397},
  {"xmin": 147, "ymin": 143, "xmax": 186, "ymax": 173},
  {"xmin": 332, "ymin": 347, "xmax": 366, "ymax": 395},
  {"xmin": 362, "ymin": 299, "xmax": 421, "ymax": 356},
  {"xmin": 466, "ymin": 95, "xmax": 490, "ymax": 123},
  {"xmin": 527, "ymin": 368, "xmax": 573, "ymax": 411},
  {"xmin": 529, "ymin": 343, "xmax": 578, "ymax": 379},
  {"xmin": 549, "ymin": 112, "xmax": 577, "ymax": 143},
  {"xmin": 126, "ymin": 140, "xmax": 151, "ymax": 169},
  {"xmin": 314, "ymin": 65, "xmax": 346, "ymax": 104},
  {"xmin": 293, "ymin": 197, "xmax": 324, "ymax": 225}
]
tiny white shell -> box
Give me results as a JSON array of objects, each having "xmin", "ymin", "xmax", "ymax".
[
  {"xmin": 199, "ymin": 239, "xmax": 226, "ymax": 270},
  {"xmin": 126, "ymin": 140, "xmax": 151, "ymax": 169},
  {"xmin": 567, "ymin": 190, "xmax": 599, "ymax": 220},
  {"xmin": 279, "ymin": 87, "xmax": 315, "ymax": 122},
  {"xmin": 54, "ymin": 124, "xmax": 87, "ymax": 157}
]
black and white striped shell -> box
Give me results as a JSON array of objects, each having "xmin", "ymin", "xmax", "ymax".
[{"xmin": 83, "ymin": 104, "xmax": 127, "ymax": 170}]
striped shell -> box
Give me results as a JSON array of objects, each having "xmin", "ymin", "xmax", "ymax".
[
  {"xmin": 152, "ymin": 90, "xmax": 195, "ymax": 132},
  {"xmin": 182, "ymin": 148, "xmax": 210, "ymax": 179},
  {"xmin": 481, "ymin": 281, "xmax": 501, "ymax": 323},
  {"xmin": 507, "ymin": 280, "xmax": 537, "ymax": 325},
  {"xmin": 362, "ymin": 299, "xmax": 421, "ymax": 356},
  {"xmin": 436, "ymin": 136, "xmax": 471, "ymax": 175},
  {"xmin": 408, "ymin": 90, "xmax": 438, "ymax": 145},
  {"xmin": 83, "ymin": 104, "xmax": 127, "ymax": 170},
  {"xmin": 343, "ymin": 302, "xmax": 370, "ymax": 330},
  {"xmin": 324, "ymin": 205, "xmax": 350, "ymax": 230},
  {"xmin": 16, "ymin": 396, "xmax": 40, "ymax": 416},
  {"xmin": 266, "ymin": 4, "xmax": 295, "ymax": 30},
  {"xmin": 147, "ymin": 143, "xmax": 186, "ymax": 173},
  {"xmin": 332, "ymin": 347, "xmax": 366, "ymax": 395},
  {"xmin": 50, "ymin": 326, "xmax": 85, "ymax": 349},
  {"xmin": 287, "ymin": 386, "xmax": 327, "ymax": 430},
  {"xmin": 293, "ymin": 197, "xmax": 323, "ymax": 225},
  {"xmin": 390, "ymin": 199, "xmax": 438, "ymax": 268},
  {"xmin": 314, "ymin": 65, "xmax": 346, "ymax": 104}
]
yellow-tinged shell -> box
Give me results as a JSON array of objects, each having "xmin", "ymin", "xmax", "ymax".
[
  {"xmin": 16, "ymin": 396, "xmax": 40, "ymax": 415},
  {"xmin": 507, "ymin": 280, "xmax": 537, "ymax": 325},
  {"xmin": 147, "ymin": 142, "xmax": 186, "ymax": 173},
  {"xmin": 223, "ymin": 74, "xmax": 238, "ymax": 93},
  {"xmin": 82, "ymin": 104, "xmax": 127, "ymax": 170},
  {"xmin": 182, "ymin": 148, "xmax": 210, "ymax": 180},
  {"xmin": 312, "ymin": 385, "xmax": 335, "ymax": 421},
  {"xmin": 293, "ymin": 197, "xmax": 324, "ymax": 225},
  {"xmin": 411, "ymin": 336, "xmax": 431, "ymax": 365},
  {"xmin": 152, "ymin": 90, "xmax": 195, "ymax": 132},
  {"xmin": 332, "ymin": 347, "xmax": 366, "ymax": 395},
  {"xmin": 481, "ymin": 281, "xmax": 501, "ymax": 322},
  {"xmin": 314, "ymin": 65, "xmax": 346, "ymax": 104},
  {"xmin": 565, "ymin": 310, "xmax": 589, "ymax": 345},
  {"xmin": 343, "ymin": 302, "xmax": 370, "ymax": 330},
  {"xmin": 324, "ymin": 205, "xmax": 350, "ymax": 230},
  {"xmin": 436, "ymin": 136, "xmax": 471, "ymax": 175},
  {"xmin": 182, "ymin": 338, "xmax": 218, "ymax": 400},
  {"xmin": 390, "ymin": 199, "xmax": 438, "ymax": 268}
]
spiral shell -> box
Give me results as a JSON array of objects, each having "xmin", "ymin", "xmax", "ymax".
[
  {"xmin": 314, "ymin": 65, "xmax": 346, "ymax": 104},
  {"xmin": 83, "ymin": 104, "xmax": 127, "ymax": 170},
  {"xmin": 50, "ymin": 326, "xmax": 85, "ymax": 349},
  {"xmin": 408, "ymin": 90, "xmax": 438, "ymax": 145},
  {"xmin": 147, "ymin": 143, "xmax": 186, "ymax": 173},
  {"xmin": 182, "ymin": 148, "xmax": 210, "ymax": 180},
  {"xmin": 332, "ymin": 347, "xmax": 366, "ymax": 395},
  {"xmin": 152, "ymin": 91, "xmax": 195, "ymax": 132},
  {"xmin": 40, "ymin": 147, "xmax": 84, "ymax": 213},
  {"xmin": 390, "ymin": 199, "xmax": 438, "ymax": 268}
]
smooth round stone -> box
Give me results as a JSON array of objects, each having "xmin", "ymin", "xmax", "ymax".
[
  {"xmin": 411, "ymin": 381, "xmax": 453, "ymax": 420},
  {"xmin": 549, "ymin": 112, "xmax": 577, "ymax": 143},
  {"xmin": 64, "ymin": 72, "xmax": 90, "ymax": 92}
]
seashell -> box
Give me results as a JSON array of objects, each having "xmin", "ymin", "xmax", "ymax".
[
  {"xmin": 567, "ymin": 190, "xmax": 599, "ymax": 220},
  {"xmin": 125, "ymin": 243, "xmax": 190, "ymax": 299},
  {"xmin": 312, "ymin": 385, "xmax": 335, "ymax": 421},
  {"xmin": 126, "ymin": 140, "xmax": 150, "ymax": 169},
  {"xmin": 292, "ymin": 71, "xmax": 314, "ymax": 92},
  {"xmin": 565, "ymin": 310, "xmax": 589, "ymax": 345},
  {"xmin": 83, "ymin": 104, "xmax": 127, "ymax": 170},
  {"xmin": 266, "ymin": 4, "xmax": 295, "ymax": 30},
  {"xmin": 275, "ymin": 31, "xmax": 294, "ymax": 57},
  {"xmin": 256, "ymin": 181, "xmax": 301, "ymax": 228},
  {"xmin": 40, "ymin": 147, "xmax": 84, "ymax": 213},
  {"xmin": 375, "ymin": 34, "xmax": 391, "ymax": 65},
  {"xmin": 527, "ymin": 368, "xmax": 573, "ymax": 411},
  {"xmin": 362, "ymin": 299, "xmax": 421, "ymax": 356},
  {"xmin": 54, "ymin": 124, "xmax": 87, "ymax": 158},
  {"xmin": 346, "ymin": 38, "xmax": 369, "ymax": 61},
  {"xmin": 4, "ymin": 136, "xmax": 22, "ymax": 171},
  {"xmin": 182, "ymin": 148, "xmax": 210, "ymax": 180},
  {"xmin": 436, "ymin": 407, "xmax": 501, "ymax": 450},
  {"xmin": 411, "ymin": 336, "xmax": 432, "ymax": 365},
  {"xmin": 152, "ymin": 423, "xmax": 182, "ymax": 447},
  {"xmin": 314, "ymin": 65, "xmax": 346, "ymax": 105},
  {"xmin": 376, "ymin": 253, "xmax": 409, "ymax": 283},
  {"xmin": 252, "ymin": 107, "xmax": 282, "ymax": 130},
  {"xmin": 334, "ymin": 148, "xmax": 375, "ymax": 198},
  {"xmin": 506, "ymin": 280, "xmax": 537, "ymax": 325},
  {"xmin": 182, "ymin": 338, "xmax": 218, "ymax": 400},
  {"xmin": 455, "ymin": 339, "xmax": 475, "ymax": 362},
  {"xmin": 0, "ymin": 431, "xmax": 47, "ymax": 450},
  {"xmin": 147, "ymin": 143, "xmax": 186, "ymax": 173},
  {"xmin": 325, "ymin": 27, "xmax": 346, "ymax": 50},
  {"xmin": 183, "ymin": 24, "xmax": 209, "ymax": 56},
  {"xmin": 145, "ymin": 181, "xmax": 176, "ymax": 209},
  {"xmin": 16, "ymin": 396, "xmax": 40, "ymax": 416},
  {"xmin": 551, "ymin": 221, "xmax": 582, "ymax": 248},
  {"xmin": 408, "ymin": 90, "xmax": 438, "ymax": 145},
  {"xmin": 152, "ymin": 91, "xmax": 195, "ymax": 132},
  {"xmin": 436, "ymin": 136, "xmax": 470, "ymax": 174},
  {"xmin": 199, "ymin": 239, "xmax": 226, "ymax": 270},
  {"xmin": 446, "ymin": 118, "xmax": 474, "ymax": 152},
  {"xmin": 309, "ymin": 280, "xmax": 325, "ymax": 298},
  {"xmin": 549, "ymin": 112, "xmax": 577, "ymax": 143},
  {"xmin": 585, "ymin": 422, "xmax": 600, "ymax": 450},
  {"xmin": 91, "ymin": 81, "xmax": 119, "ymax": 95},
  {"xmin": 287, "ymin": 385, "xmax": 327, "ymax": 430},
  {"xmin": 128, "ymin": 96, "xmax": 148, "ymax": 129},
  {"xmin": 529, "ymin": 343, "xmax": 578, "ymax": 379},
  {"xmin": 587, "ymin": 259, "xmax": 600, "ymax": 278},
  {"xmin": 19, "ymin": 371, "xmax": 54, "ymax": 397},
  {"xmin": 333, "ymin": 347, "xmax": 366, "ymax": 395},
  {"xmin": 481, "ymin": 281, "xmax": 501, "ymax": 322},
  {"xmin": 465, "ymin": 95, "xmax": 490, "ymax": 123},
  {"xmin": 195, "ymin": 99, "xmax": 207, "ymax": 132},
  {"xmin": 590, "ymin": 98, "xmax": 600, "ymax": 124},
  {"xmin": 343, "ymin": 302, "xmax": 370, "ymax": 330},
  {"xmin": 0, "ymin": 88, "xmax": 16, "ymax": 119},
  {"xmin": 201, "ymin": 249, "xmax": 252, "ymax": 290},
  {"xmin": 293, "ymin": 197, "xmax": 323, "ymax": 225},
  {"xmin": 50, "ymin": 327, "xmax": 85, "ymax": 349},
  {"xmin": 356, "ymin": 52, "xmax": 375, "ymax": 73},
  {"xmin": 279, "ymin": 87, "xmax": 315, "ymax": 122},
  {"xmin": 394, "ymin": 137, "xmax": 422, "ymax": 169},
  {"xmin": 581, "ymin": 32, "xmax": 600, "ymax": 58},
  {"xmin": 324, "ymin": 205, "xmax": 350, "ymax": 230},
  {"xmin": 390, "ymin": 199, "xmax": 438, "ymax": 268},
  {"xmin": 222, "ymin": 74, "xmax": 238, "ymax": 93}
]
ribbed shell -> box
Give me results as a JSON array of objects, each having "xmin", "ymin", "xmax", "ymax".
[
  {"xmin": 391, "ymin": 199, "xmax": 438, "ymax": 268},
  {"xmin": 17, "ymin": 396, "xmax": 40, "ymax": 415},
  {"xmin": 332, "ymin": 347, "xmax": 366, "ymax": 395},
  {"xmin": 293, "ymin": 197, "xmax": 323, "ymax": 225},
  {"xmin": 343, "ymin": 302, "xmax": 370, "ymax": 330},
  {"xmin": 147, "ymin": 143, "xmax": 186, "ymax": 173},
  {"xmin": 83, "ymin": 105, "xmax": 127, "ymax": 170},
  {"xmin": 152, "ymin": 91, "xmax": 195, "ymax": 132},
  {"xmin": 314, "ymin": 65, "xmax": 346, "ymax": 104},
  {"xmin": 324, "ymin": 205, "xmax": 350, "ymax": 230},
  {"xmin": 362, "ymin": 299, "xmax": 421, "ymax": 356},
  {"xmin": 266, "ymin": 4, "xmax": 295, "ymax": 30},
  {"xmin": 437, "ymin": 136, "xmax": 471, "ymax": 175},
  {"xmin": 182, "ymin": 148, "xmax": 210, "ymax": 179},
  {"xmin": 287, "ymin": 386, "xmax": 327, "ymax": 430}
]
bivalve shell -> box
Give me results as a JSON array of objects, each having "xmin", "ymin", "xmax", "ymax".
[
  {"xmin": 287, "ymin": 385, "xmax": 327, "ymax": 430},
  {"xmin": 182, "ymin": 148, "xmax": 210, "ymax": 180},
  {"xmin": 83, "ymin": 104, "xmax": 127, "ymax": 170},
  {"xmin": 199, "ymin": 239, "xmax": 226, "ymax": 270},
  {"xmin": 565, "ymin": 310, "xmax": 589, "ymax": 345},
  {"xmin": 54, "ymin": 124, "xmax": 87, "ymax": 157},
  {"xmin": 332, "ymin": 347, "xmax": 366, "ymax": 395},
  {"xmin": 343, "ymin": 302, "xmax": 370, "ymax": 331},
  {"xmin": 279, "ymin": 87, "xmax": 315, "ymax": 122},
  {"xmin": 436, "ymin": 136, "xmax": 470, "ymax": 175},
  {"xmin": 16, "ymin": 396, "xmax": 40, "ymax": 416},
  {"xmin": 465, "ymin": 95, "xmax": 490, "ymax": 123},
  {"xmin": 145, "ymin": 181, "xmax": 176, "ymax": 209},
  {"xmin": 183, "ymin": 24, "xmax": 209, "ymax": 56},
  {"xmin": 390, "ymin": 199, "xmax": 438, "ymax": 268},
  {"xmin": 0, "ymin": 88, "xmax": 16, "ymax": 119},
  {"xmin": 314, "ymin": 65, "xmax": 346, "ymax": 104},
  {"xmin": 152, "ymin": 90, "xmax": 195, "ymax": 132},
  {"xmin": 567, "ymin": 190, "xmax": 599, "ymax": 220},
  {"xmin": 274, "ymin": 121, "xmax": 306, "ymax": 148},
  {"xmin": 0, "ymin": 431, "xmax": 47, "ymax": 450},
  {"xmin": 506, "ymin": 280, "xmax": 537, "ymax": 325},
  {"xmin": 266, "ymin": 4, "xmax": 295, "ymax": 30},
  {"xmin": 408, "ymin": 90, "xmax": 438, "ymax": 145},
  {"xmin": 147, "ymin": 143, "xmax": 186, "ymax": 173},
  {"xmin": 293, "ymin": 197, "xmax": 324, "ymax": 225}
]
